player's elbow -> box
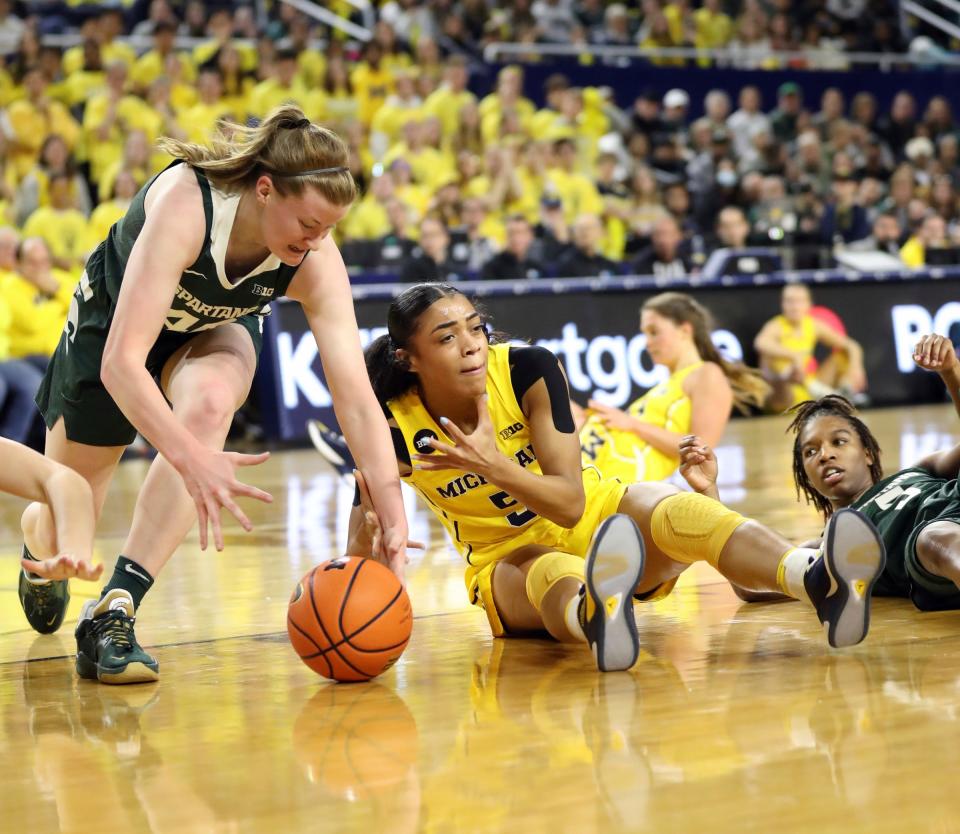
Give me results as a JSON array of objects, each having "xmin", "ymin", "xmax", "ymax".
[{"xmin": 555, "ymin": 491, "xmax": 586, "ymax": 529}]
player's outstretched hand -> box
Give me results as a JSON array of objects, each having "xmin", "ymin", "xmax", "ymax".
[
  {"xmin": 914, "ymin": 334, "xmax": 959, "ymax": 374},
  {"xmin": 587, "ymin": 399, "xmax": 637, "ymax": 432},
  {"xmin": 354, "ymin": 470, "xmax": 424, "ymax": 585},
  {"xmin": 413, "ymin": 393, "xmax": 500, "ymax": 475},
  {"xmin": 179, "ymin": 447, "xmax": 274, "ymax": 552},
  {"xmin": 679, "ymin": 434, "xmax": 718, "ymax": 495},
  {"xmin": 22, "ymin": 553, "xmax": 103, "ymax": 582}
]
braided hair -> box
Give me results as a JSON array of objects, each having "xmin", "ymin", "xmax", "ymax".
[{"xmin": 786, "ymin": 395, "xmax": 884, "ymax": 519}]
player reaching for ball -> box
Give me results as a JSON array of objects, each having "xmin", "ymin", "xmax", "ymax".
[
  {"xmin": 681, "ymin": 334, "xmax": 960, "ymax": 612},
  {"xmin": 346, "ymin": 283, "xmax": 886, "ymax": 673},
  {"xmin": 17, "ymin": 105, "xmax": 410, "ymax": 684}
]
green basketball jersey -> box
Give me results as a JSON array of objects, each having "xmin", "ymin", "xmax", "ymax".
[
  {"xmin": 90, "ymin": 160, "xmax": 301, "ymax": 334},
  {"xmin": 852, "ymin": 467, "xmax": 960, "ymax": 595}
]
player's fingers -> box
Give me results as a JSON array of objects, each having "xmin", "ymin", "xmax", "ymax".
[
  {"xmin": 196, "ymin": 497, "xmax": 209, "ymax": 551},
  {"xmin": 407, "ymin": 539, "xmax": 426, "ymax": 550},
  {"xmin": 206, "ymin": 497, "xmax": 224, "ymax": 552},
  {"xmin": 78, "ymin": 561, "xmax": 104, "ymax": 582},
  {"xmin": 232, "ymin": 481, "xmax": 273, "ymax": 504},
  {"xmin": 232, "ymin": 451, "xmax": 271, "ymax": 467},
  {"xmin": 218, "ymin": 491, "xmax": 252, "ymax": 533},
  {"xmin": 438, "ymin": 417, "xmax": 468, "ymax": 445}
]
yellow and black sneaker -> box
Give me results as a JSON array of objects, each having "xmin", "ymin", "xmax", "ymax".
[
  {"xmin": 18, "ymin": 544, "xmax": 70, "ymax": 634},
  {"xmin": 75, "ymin": 589, "xmax": 159, "ymax": 685},
  {"xmin": 805, "ymin": 508, "xmax": 886, "ymax": 649},
  {"xmin": 582, "ymin": 514, "xmax": 645, "ymax": 673}
]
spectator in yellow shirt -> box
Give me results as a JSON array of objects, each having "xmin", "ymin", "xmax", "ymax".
[
  {"xmin": 208, "ymin": 42, "xmax": 256, "ymax": 118},
  {"xmin": 544, "ymin": 137, "xmax": 604, "ymax": 224},
  {"xmin": 383, "ymin": 118, "xmax": 456, "ymax": 193},
  {"xmin": 351, "ymin": 40, "xmax": 395, "ymax": 127},
  {"xmin": 87, "ymin": 170, "xmax": 138, "ymax": 247},
  {"xmin": 479, "ymin": 65, "xmax": 536, "ymax": 145},
  {"xmin": 15, "ymin": 134, "xmax": 92, "ymax": 226},
  {"xmin": 423, "ymin": 55, "xmax": 476, "ymax": 140},
  {"xmin": 130, "ymin": 21, "xmax": 194, "ymax": 94},
  {"xmin": 341, "ymin": 174, "xmax": 395, "ymax": 242},
  {"xmin": 22, "ymin": 174, "xmax": 91, "ymax": 274},
  {"xmin": 286, "ymin": 15, "xmax": 325, "ymax": 88},
  {"xmin": 5, "ymin": 68, "xmax": 81, "ymax": 180},
  {"xmin": 694, "ymin": 0, "xmax": 733, "ymax": 54},
  {"xmin": 5, "ymin": 237, "xmax": 73, "ymax": 361},
  {"xmin": 180, "ymin": 66, "xmax": 234, "ymax": 144},
  {"xmin": 370, "ymin": 69, "xmax": 422, "ymax": 159},
  {"xmin": 59, "ymin": 37, "xmax": 106, "ymax": 107},
  {"xmin": 248, "ymin": 47, "xmax": 319, "ymax": 121},
  {"xmin": 62, "ymin": 10, "xmax": 136, "ymax": 75},
  {"xmin": 83, "ymin": 61, "xmax": 156, "ymax": 185},
  {"xmin": 901, "ymin": 214, "xmax": 951, "ymax": 268},
  {"xmin": 319, "ymin": 56, "xmax": 360, "ymax": 127},
  {"xmin": 97, "ymin": 130, "xmax": 155, "ymax": 208}
]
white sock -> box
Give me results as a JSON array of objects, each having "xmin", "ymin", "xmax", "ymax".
[
  {"xmin": 564, "ymin": 592, "xmax": 586, "ymax": 642},
  {"xmin": 777, "ymin": 547, "xmax": 819, "ymax": 605}
]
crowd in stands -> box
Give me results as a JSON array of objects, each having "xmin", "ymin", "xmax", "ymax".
[{"xmin": 0, "ymin": 0, "xmax": 956, "ymax": 440}]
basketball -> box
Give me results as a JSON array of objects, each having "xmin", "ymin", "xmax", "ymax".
[{"xmin": 287, "ymin": 557, "xmax": 413, "ymax": 682}]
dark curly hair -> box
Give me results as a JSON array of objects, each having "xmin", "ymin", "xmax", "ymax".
[{"xmin": 786, "ymin": 395, "xmax": 884, "ymax": 519}]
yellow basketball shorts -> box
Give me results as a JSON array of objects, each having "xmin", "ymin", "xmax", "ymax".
[{"xmin": 466, "ymin": 469, "xmax": 628, "ymax": 637}]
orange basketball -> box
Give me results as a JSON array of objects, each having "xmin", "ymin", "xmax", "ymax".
[{"xmin": 288, "ymin": 557, "xmax": 413, "ymax": 682}]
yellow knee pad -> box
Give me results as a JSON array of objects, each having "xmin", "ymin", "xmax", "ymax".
[
  {"xmin": 649, "ymin": 493, "xmax": 747, "ymax": 568},
  {"xmin": 525, "ymin": 552, "xmax": 585, "ymax": 611}
]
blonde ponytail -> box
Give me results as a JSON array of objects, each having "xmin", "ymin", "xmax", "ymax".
[{"xmin": 156, "ymin": 104, "xmax": 357, "ymax": 205}]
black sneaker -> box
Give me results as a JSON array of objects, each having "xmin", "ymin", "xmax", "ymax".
[
  {"xmin": 306, "ymin": 419, "xmax": 355, "ymax": 483},
  {"xmin": 19, "ymin": 544, "xmax": 70, "ymax": 634},
  {"xmin": 581, "ymin": 514, "xmax": 646, "ymax": 672},
  {"xmin": 75, "ymin": 589, "xmax": 159, "ymax": 685},
  {"xmin": 805, "ymin": 508, "xmax": 886, "ymax": 649}
]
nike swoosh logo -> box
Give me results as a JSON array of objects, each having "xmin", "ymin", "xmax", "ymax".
[
  {"xmin": 124, "ymin": 564, "xmax": 151, "ymax": 583},
  {"xmin": 46, "ymin": 616, "xmax": 58, "ymax": 627}
]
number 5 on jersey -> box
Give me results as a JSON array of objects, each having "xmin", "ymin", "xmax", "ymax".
[{"xmin": 489, "ymin": 491, "xmax": 537, "ymax": 527}]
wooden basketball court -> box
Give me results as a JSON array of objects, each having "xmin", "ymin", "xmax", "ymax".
[{"xmin": 2, "ymin": 404, "xmax": 959, "ymax": 833}]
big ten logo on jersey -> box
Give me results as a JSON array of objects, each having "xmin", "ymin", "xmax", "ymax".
[
  {"xmin": 252, "ymin": 283, "xmax": 275, "ymax": 298},
  {"xmin": 499, "ymin": 422, "xmax": 523, "ymax": 441},
  {"xmin": 533, "ymin": 322, "xmax": 743, "ymax": 407},
  {"xmin": 891, "ymin": 302, "xmax": 960, "ymax": 372},
  {"xmin": 413, "ymin": 429, "xmax": 438, "ymax": 455}
]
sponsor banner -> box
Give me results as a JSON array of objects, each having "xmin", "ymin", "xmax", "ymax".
[{"xmin": 258, "ymin": 279, "xmax": 960, "ymax": 441}]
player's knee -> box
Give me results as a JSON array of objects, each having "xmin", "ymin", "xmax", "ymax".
[
  {"xmin": 916, "ymin": 522, "xmax": 960, "ymax": 577},
  {"xmin": 179, "ymin": 382, "xmax": 238, "ymax": 436}
]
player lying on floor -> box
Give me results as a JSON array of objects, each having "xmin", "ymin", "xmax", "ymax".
[{"xmin": 679, "ymin": 333, "xmax": 960, "ymax": 612}]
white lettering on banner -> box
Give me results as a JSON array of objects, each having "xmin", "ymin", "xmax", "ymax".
[
  {"xmin": 278, "ymin": 332, "xmax": 329, "ymax": 408},
  {"xmin": 891, "ymin": 303, "xmax": 960, "ymax": 373},
  {"xmin": 275, "ymin": 319, "xmax": 742, "ymax": 410},
  {"xmin": 277, "ymin": 327, "xmax": 389, "ymax": 408},
  {"xmin": 536, "ymin": 321, "xmax": 742, "ymax": 407}
]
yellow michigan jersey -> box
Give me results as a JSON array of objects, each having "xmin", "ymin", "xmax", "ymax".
[
  {"xmin": 767, "ymin": 314, "xmax": 817, "ymax": 405},
  {"xmin": 579, "ymin": 361, "xmax": 702, "ymax": 484},
  {"xmin": 388, "ymin": 343, "xmax": 626, "ymax": 632}
]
